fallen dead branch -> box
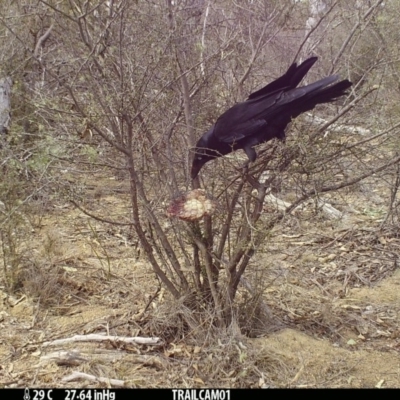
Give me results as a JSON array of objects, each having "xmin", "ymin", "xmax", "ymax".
[
  {"xmin": 316, "ymin": 199, "xmax": 344, "ymax": 220},
  {"xmin": 61, "ymin": 371, "xmax": 125, "ymax": 387},
  {"xmin": 42, "ymin": 334, "xmax": 162, "ymax": 347},
  {"xmin": 39, "ymin": 350, "xmax": 89, "ymax": 366},
  {"xmin": 39, "ymin": 349, "xmax": 166, "ymax": 369},
  {"xmin": 266, "ymin": 194, "xmax": 344, "ymax": 219}
]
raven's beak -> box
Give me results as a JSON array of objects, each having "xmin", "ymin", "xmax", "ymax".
[{"xmin": 191, "ymin": 163, "xmax": 201, "ymax": 180}]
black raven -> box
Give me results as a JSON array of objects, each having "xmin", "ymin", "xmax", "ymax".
[{"xmin": 191, "ymin": 57, "xmax": 352, "ymax": 179}]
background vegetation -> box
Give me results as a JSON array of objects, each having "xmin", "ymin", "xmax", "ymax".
[{"xmin": 1, "ymin": 0, "xmax": 400, "ymax": 388}]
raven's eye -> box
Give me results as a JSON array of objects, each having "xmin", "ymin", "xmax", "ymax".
[{"xmin": 197, "ymin": 156, "xmax": 202, "ymax": 160}]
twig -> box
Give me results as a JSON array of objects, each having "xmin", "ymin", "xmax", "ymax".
[
  {"xmin": 284, "ymin": 153, "xmax": 400, "ymax": 217},
  {"xmin": 70, "ymin": 199, "xmax": 133, "ymax": 226},
  {"xmin": 293, "ymin": 1, "xmax": 338, "ymax": 63},
  {"xmin": 62, "ymin": 371, "xmax": 125, "ymax": 387},
  {"xmin": 330, "ymin": 0, "xmax": 385, "ymax": 74},
  {"xmin": 34, "ymin": 23, "xmax": 54, "ymax": 58},
  {"xmin": 136, "ymin": 282, "xmax": 162, "ymax": 321}
]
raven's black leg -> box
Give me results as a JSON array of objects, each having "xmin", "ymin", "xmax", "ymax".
[
  {"xmin": 239, "ymin": 154, "xmax": 261, "ymax": 190},
  {"xmin": 240, "ymin": 145, "xmax": 258, "ymax": 174},
  {"xmin": 243, "ymin": 146, "xmax": 257, "ymax": 162}
]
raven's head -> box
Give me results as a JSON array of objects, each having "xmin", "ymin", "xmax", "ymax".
[
  {"xmin": 191, "ymin": 148, "xmax": 217, "ymax": 179},
  {"xmin": 190, "ymin": 126, "xmax": 219, "ymax": 179},
  {"xmin": 191, "ymin": 125, "xmax": 233, "ymax": 179}
]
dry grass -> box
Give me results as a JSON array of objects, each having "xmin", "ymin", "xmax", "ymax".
[{"xmin": 1, "ymin": 168, "xmax": 400, "ymax": 388}]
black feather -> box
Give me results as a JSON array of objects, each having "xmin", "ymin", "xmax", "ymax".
[{"xmin": 191, "ymin": 57, "xmax": 352, "ymax": 179}]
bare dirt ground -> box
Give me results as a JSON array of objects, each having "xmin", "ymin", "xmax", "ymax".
[{"xmin": 1, "ymin": 172, "xmax": 400, "ymax": 388}]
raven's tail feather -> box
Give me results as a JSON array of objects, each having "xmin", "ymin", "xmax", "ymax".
[
  {"xmin": 248, "ymin": 56, "xmax": 318, "ymax": 100},
  {"xmin": 260, "ymin": 76, "xmax": 352, "ymax": 125},
  {"xmin": 276, "ymin": 76, "xmax": 352, "ymax": 119},
  {"xmin": 310, "ymin": 79, "xmax": 353, "ymax": 103},
  {"xmin": 293, "ymin": 78, "xmax": 352, "ymax": 118},
  {"xmin": 289, "ymin": 57, "xmax": 318, "ymax": 88}
]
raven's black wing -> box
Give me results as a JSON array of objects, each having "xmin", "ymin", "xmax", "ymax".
[{"xmin": 214, "ymin": 75, "xmax": 349, "ymax": 144}]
